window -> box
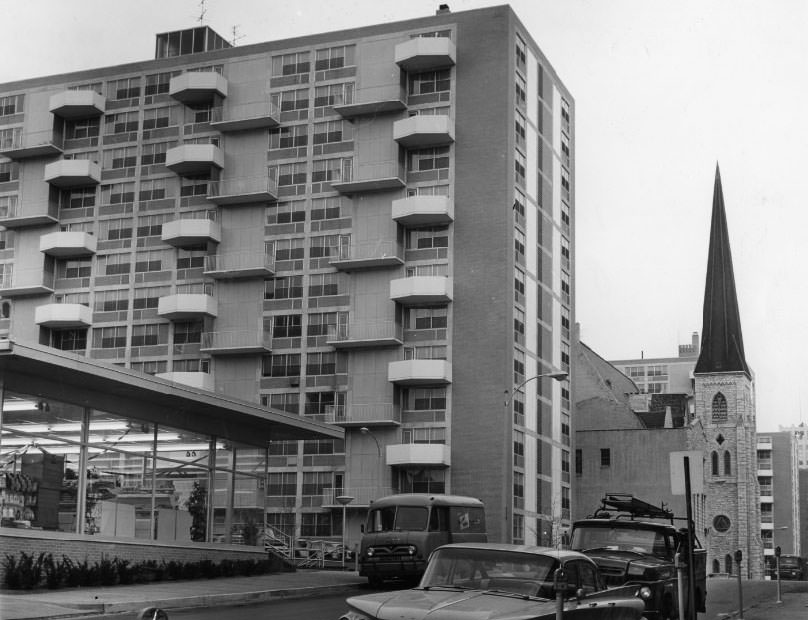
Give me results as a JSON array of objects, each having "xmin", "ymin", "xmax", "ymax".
[
  {"xmin": 99, "ymin": 254, "xmax": 132, "ymax": 276},
  {"xmin": 93, "ymin": 326, "xmax": 127, "ymax": 349},
  {"xmin": 311, "ymin": 158, "xmax": 345, "ymax": 183},
  {"xmin": 99, "ymin": 218, "xmax": 133, "ymax": 241},
  {"xmin": 713, "ymin": 515, "xmax": 731, "ymax": 534},
  {"xmin": 108, "ymin": 77, "xmax": 141, "ymax": 100},
  {"xmin": 57, "ymin": 258, "xmax": 92, "ymax": 279},
  {"xmin": 265, "ymin": 275, "xmax": 303, "ymax": 300},
  {"xmin": 515, "ymin": 111, "xmax": 526, "ymax": 147},
  {"xmin": 133, "ymin": 286, "xmax": 168, "ymax": 309},
  {"xmin": 138, "ymin": 178, "xmax": 168, "ymax": 201},
  {"xmin": 103, "ymin": 147, "xmax": 137, "ymax": 170},
  {"xmin": 514, "ymin": 307, "xmax": 525, "ymax": 341},
  {"xmin": 131, "ymin": 360, "xmax": 167, "ymax": 375},
  {"xmin": 408, "ymin": 307, "xmax": 447, "ymax": 329},
  {"xmin": 273, "ymin": 163, "xmax": 307, "ymax": 187},
  {"xmin": 712, "ymin": 393, "xmax": 728, "ymax": 422},
  {"xmin": 267, "ymin": 472, "xmax": 297, "ymax": 496},
  {"xmin": 66, "ymin": 117, "xmax": 100, "ymax": 140},
  {"xmin": 304, "ymin": 391, "xmax": 344, "ymax": 416},
  {"xmin": 409, "ymin": 147, "xmax": 450, "ymax": 172},
  {"xmin": 272, "ymin": 314, "xmax": 302, "ymax": 338},
  {"xmin": 513, "ymin": 471, "xmax": 524, "ymax": 504},
  {"xmin": 180, "ymin": 174, "xmax": 210, "ymax": 197},
  {"xmin": 512, "ymin": 392, "xmax": 524, "ymax": 426},
  {"xmin": 266, "ymin": 200, "xmax": 306, "ymax": 225},
  {"xmin": 575, "ymin": 449, "xmax": 583, "ymax": 475},
  {"xmin": 136, "ymin": 213, "xmax": 168, "ymax": 237},
  {"xmin": 94, "ymin": 289, "xmax": 128, "ymax": 312},
  {"xmin": 405, "ymin": 263, "xmax": 447, "ymax": 277},
  {"xmin": 724, "ymin": 451, "xmax": 732, "ymax": 476},
  {"xmin": 173, "ymin": 321, "xmax": 202, "ymax": 344},
  {"xmin": 307, "ymin": 311, "xmax": 338, "ymax": 336},
  {"xmin": 269, "ymin": 124, "xmax": 308, "ymax": 149},
  {"xmin": 188, "ymin": 103, "xmax": 212, "ymax": 124},
  {"xmin": 407, "ymin": 387, "xmax": 446, "ymax": 410},
  {"xmin": 53, "ymin": 329, "xmax": 87, "ymax": 351},
  {"xmin": 315, "ymin": 45, "xmax": 355, "ymax": 70},
  {"xmin": 409, "ymin": 70, "xmax": 451, "ymax": 95},
  {"xmin": 0, "ymin": 127, "xmax": 20, "ymax": 150},
  {"xmin": 0, "ymin": 94, "xmax": 23, "ymax": 116},
  {"xmin": 407, "ymin": 227, "xmax": 448, "ymax": 249},
  {"xmin": 300, "ymin": 512, "xmax": 334, "ymax": 538},
  {"xmin": 516, "ymin": 34, "xmax": 527, "ymax": 68},
  {"xmin": 514, "ymin": 348, "xmax": 525, "ymax": 380},
  {"xmin": 514, "ymin": 430, "xmax": 525, "ymax": 466},
  {"xmin": 272, "ymin": 52, "xmax": 310, "ymax": 76},
  {"xmin": 313, "ymin": 120, "xmax": 351, "ymax": 144},
  {"xmin": 176, "ymin": 248, "xmax": 206, "ymax": 269},
  {"xmin": 145, "ymin": 72, "xmax": 173, "ymax": 96},
  {"xmin": 272, "ymin": 238, "xmax": 305, "ymax": 261},
  {"xmin": 276, "ymin": 88, "xmax": 309, "ymax": 112},
  {"xmin": 134, "ymin": 250, "xmax": 167, "ymax": 273},
  {"xmin": 100, "ymin": 182, "xmax": 135, "ymax": 204},
  {"xmin": 265, "ymin": 392, "xmax": 300, "ymax": 414},
  {"xmin": 264, "ymin": 353, "xmax": 301, "ymax": 377},
  {"xmin": 407, "ymin": 184, "xmax": 449, "ymax": 198},
  {"xmin": 311, "ymin": 196, "xmax": 342, "ymax": 221},
  {"xmin": 308, "ymin": 272, "xmax": 339, "ymax": 297},
  {"xmin": 514, "ymin": 268, "xmax": 525, "ymax": 298},
  {"xmin": 515, "ymin": 73, "xmax": 526, "ymax": 106},
  {"xmin": 0, "ymin": 162, "xmax": 19, "ymax": 183},
  {"xmin": 307, "ymin": 351, "xmax": 336, "ymax": 375},
  {"xmin": 600, "ymin": 448, "xmax": 611, "ymax": 468},
  {"xmin": 104, "ymin": 111, "xmax": 139, "ymax": 134},
  {"xmin": 514, "ymin": 228, "xmax": 525, "ymax": 260},
  {"xmin": 402, "ymin": 426, "xmax": 445, "ymax": 444},
  {"xmin": 131, "ymin": 323, "xmax": 167, "ymax": 346},
  {"xmin": 314, "ymin": 82, "xmax": 354, "ymax": 108},
  {"xmin": 143, "ymin": 108, "xmax": 172, "ymax": 130},
  {"xmin": 303, "ymin": 438, "xmax": 344, "ymax": 455},
  {"xmin": 515, "ymin": 150, "xmax": 526, "ymax": 185}
]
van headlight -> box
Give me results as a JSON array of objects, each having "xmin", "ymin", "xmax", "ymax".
[
  {"xmin": 638, "ymin": 586, "xmax": 652, "ymax": 600},
  {"xmin": 366, "ymin": 548, "xmax": 374, "ymax": 557},
  {"xmin": 406, "ymin": 545, "xmax": 417, "ymax": 555}
]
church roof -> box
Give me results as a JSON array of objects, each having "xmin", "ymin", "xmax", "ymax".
[{"xmin": 694, "ymin": 165, "xmax": 751, "ymax": 377}]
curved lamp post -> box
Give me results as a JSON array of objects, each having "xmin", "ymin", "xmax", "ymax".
[
  {"xmin": 336, "ymin": 495, "xmax": 354, "ymax": 570},
  {"xmin": 503, "ymin": 370, "xmax": 568, "ymax": 543}
]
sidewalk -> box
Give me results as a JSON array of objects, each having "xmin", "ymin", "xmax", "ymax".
[
  {"xmin": 718, "ymin": 588, "xmax": 808, "ymax": 620},
  {"xmin": 0, "ymin": 569, "xmax": 366, "ymax": 620}
]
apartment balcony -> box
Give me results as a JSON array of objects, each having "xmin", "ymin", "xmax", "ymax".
[
  {"xmin": 200, "ymin": 330, "xmax": 272, "ymax": 355},
  {"xmin": 395, "ymin": 37, "xmax": 456, "ymax": 72},
  {"xmin": 326, "ymin": 403, "xmax": 401, "ymax": 428},
  {"xmin": 333, "ymin": 85, "xmax": 407, "ymax": 120},
  {"xmin": 0, "ymin": 266, "xmax": 54, "ymax": 297},
  {"xmin": 386, "ymin": 443, "xmax": 451, "ymax": 467},
  {"xmin": 161, "ymin": 218, "xmax": 221, "ymax": 248},
  {"xmin": 392, "ymin": 195, "xmax": 454, "ymax": 226},
  {"xmin": 390, "ymin": 275, "xmax": 453, "ymax": 305},
  {"xmin": 0, "ymin": 199, "xmax": 59, "ymax": 228},
  {"xmin": 210, "ymin": 100, "xmax": 280, "ymax": 132},
  {"xmin": 393, "ymin": 115, "xmax": 454, "ymax": 148},
  {"xmin": 320, "ymin": 487, "xmax": 396, "ymax": 508},
  {"xmin": 0, "ymin": 129, "xmax": 63, "ymax": 160},
  {"xmin": 157, "ymin": 293, "xmax": 218, "ymax": 320},
  {"xmin": 203, "ymin": 252, "xmax": 275, "ymax": 279},
  {"xmin": 44, "ymin": 159, "xmax": 101, "ymax": 188},
  {"xmin": 49, "ymin": 90, "xmax": 106, "ymax": 119},
  {"xmin": 34, "ymin": 303, "xmax": 92, "ymax": 328},
  {"xmin": 207, "ymin": 176, "xmax": 278, "ymax": 205},
  {"xmin": 388, "ymin": 359, "xmax": 452, "ymax": 385},
  {"xmin": 169, "ymin": 72, "xmax": 228, "ymax": 105},
  {"xmin": 326, "ymin": 321, "xmax": 403, "ymax": 349},
  {"xmin": 155, "ymin": 371, "xmax": 215, "ymax": 392},
  {"xmin": 330, "ymin": 240, "xmax": 404, "ymax": 271},
  {"xmin": 39, "ymin": 231, "xmax": 97, "ymax": 257},
  {"xmin": 330, "ymin": 160, "xmax": 406, "ymax": 195},
  {"xmin": 165, "ymin": 143, "xmax": 224, "ymax": 176}
]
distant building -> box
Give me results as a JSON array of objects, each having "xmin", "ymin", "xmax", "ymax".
[{"xmin": 612, "ymin": 332, "xmax": 699, "ymax": 395}]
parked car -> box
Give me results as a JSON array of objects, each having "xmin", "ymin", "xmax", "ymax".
[{"xmin": 339, "ymin": 542, "xmax": 646, "ymax": 620}]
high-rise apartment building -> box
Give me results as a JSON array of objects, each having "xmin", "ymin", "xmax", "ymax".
[{"xmin": 0, "ymin": 5, "xmax": 574, "ymax": 546}]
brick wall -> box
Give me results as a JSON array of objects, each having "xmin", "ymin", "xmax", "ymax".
[{"xmin": 0, "ymin": 527, "xmax": 284, "ymax": 587}]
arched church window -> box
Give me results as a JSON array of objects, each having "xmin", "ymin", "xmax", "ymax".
[
  {"xmin": 724, "ymin": 450, "xmax": 731, "ymax": 475},
  {"xmin": 712, "ymin": 559, "xmax": 720, "ymax": 574},
  {"xmin": 725, "ymin": 554, "xmax": 733, "ymax": 575},
  {"xmin": 711, "ymin": 451, "xmax": 719, "ymax": 476},
  {"xmin": 712, "ymin": 393, "xmax": 727, "ymax": 422}
]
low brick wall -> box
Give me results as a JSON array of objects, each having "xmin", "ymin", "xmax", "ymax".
[{"xmin": 0, "ymin": 527, "xmax": 289, "ymax": 587}]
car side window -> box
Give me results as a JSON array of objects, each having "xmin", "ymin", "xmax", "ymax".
[
  {"xmin": 563, "ymin": 560, "xmax": 580, "ymax": 590},
  {"xmin": 579, "ymin": 561, "xmax": 599, "ymax": 592}
]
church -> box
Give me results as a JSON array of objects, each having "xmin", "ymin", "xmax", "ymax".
[{"xmin": 574, "ymin": 166, "xmax": 763, "ymax": 578}]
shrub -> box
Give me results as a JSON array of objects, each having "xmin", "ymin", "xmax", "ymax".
[
  {"xmin": 97, "ymin": 555, "xmax": 117, "ymax": 586},
  {"xmin": 164, "ymin": 560, "xmax": 183, "ymax": 581},
  {"xmin": 114, "ymin": 558, "xmax": 135, "ymax": 585},
  {"xmin": 42, "ymin": 553, "xmax": 63, "ymax": 590},
  {"xmin": 3, "ymin": 552, "xmax": 46, "ymax": 589},
  {"xmin": 3, "ymin": 554, "xmax": 22, "ymax": 589},
  {"xmin": 198, "ymin": 559, "xmax": 220, "ymax": 579}
]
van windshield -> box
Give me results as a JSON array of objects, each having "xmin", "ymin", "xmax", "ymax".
[{"xmin": 368, "ymin": 505, "xmax": 429, "ymax": 532}]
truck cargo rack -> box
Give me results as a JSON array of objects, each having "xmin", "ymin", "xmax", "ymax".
[{"xmin": 592, "ymin": 493, "xmax": 677, "ymax": 522}]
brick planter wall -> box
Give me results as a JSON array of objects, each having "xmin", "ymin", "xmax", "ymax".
[{"xmin": 0, "ymin": 527, "xmax": 291, "ymax": 587}]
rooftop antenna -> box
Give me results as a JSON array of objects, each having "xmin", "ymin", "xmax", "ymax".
[
  {"xmin": 197, "ymin": 0, "xmax": 207, "ymax": 25},
  {"xmin": 231, "ymin": 25, "xmax": 245, "ymax": 46}
]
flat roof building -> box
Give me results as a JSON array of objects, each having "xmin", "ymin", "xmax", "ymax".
[{"xmin": 0, "ymin": 4, "xmax": 574, "ymax": 551}]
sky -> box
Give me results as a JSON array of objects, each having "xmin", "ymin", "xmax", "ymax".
[{"xmin": 1, "ymin": 0, "xmax": 806, "ymax": 431}]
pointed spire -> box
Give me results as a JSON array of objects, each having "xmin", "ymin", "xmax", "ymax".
[{"xmin": 695, "ymin": 164, "xmax": 750, "ymax": 377}]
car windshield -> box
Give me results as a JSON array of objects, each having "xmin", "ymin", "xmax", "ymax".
[
  {"xmin": 366, "ymin": 505, "xmax": 429, "ymax": 532},
  {"xmin": 421, "ymin": 547, "xmax": 560, "ymax": 598},
  {"xmin": 571, "ymin": 525, "xmax": 672, "ymax": 559},
  {"xmin": 780, "ymin": 557, "xmax": 801, "ymax": 567}
]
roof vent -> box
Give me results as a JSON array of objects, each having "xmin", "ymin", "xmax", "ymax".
[{"xmin": 436, "ymin": 4, "xmax": 450, "ymax": 15}]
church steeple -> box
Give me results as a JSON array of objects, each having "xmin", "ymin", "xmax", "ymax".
[{"xmin": 695, "ymin": 164, "xmax": 750, "ymax": 377}]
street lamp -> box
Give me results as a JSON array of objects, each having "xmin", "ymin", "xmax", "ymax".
[
  {"xmin": 336, "ymin": 495, "xmax": 354, "ymax": 571},
  {"xmin": 503, "ymin": 370, "xmax": 568, "ymax": 543},
  {"xmin": 360, "ymin": 426, "xmax": 383, "ymax": 496}
]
